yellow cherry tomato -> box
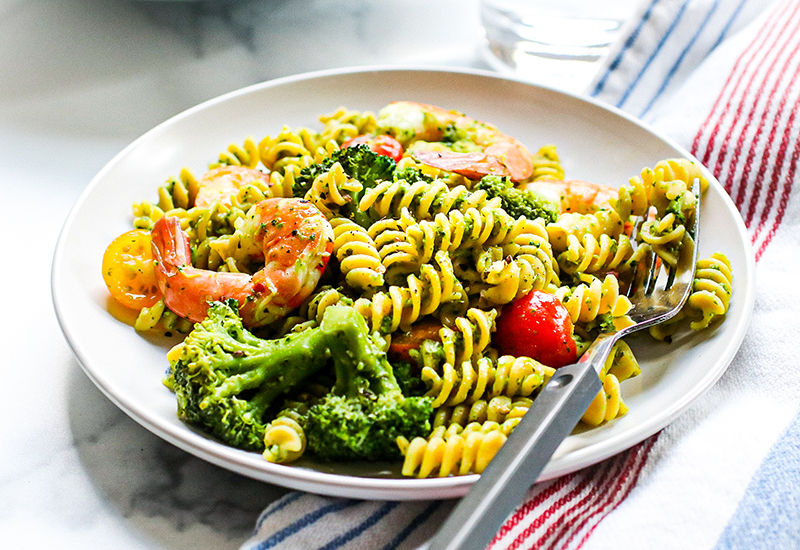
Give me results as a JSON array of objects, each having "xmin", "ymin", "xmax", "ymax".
[{"xmin": 102, "ymin": 229, "xmax": 161, "ymax": 310}]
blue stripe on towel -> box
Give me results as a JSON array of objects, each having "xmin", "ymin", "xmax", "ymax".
[
  {"xmin": 381, "ymin": 501, "xmax": 443, "ymax": 550},
  {"xmin": 253, "ymin": 492, "xmax": 305, "ymax": 534},
  {"xmin": 315, "ymin": 501, "xmax": 401, "ymax": 550},
  {"xmin": 253, "ymin": 499, "xmax": 360, "ymax": 550},
  {"xmin": 590, "ymin": 0, "xmax": 661, "ymax": 97},
  {"xmin": 615, "ymin": 0, "xmax": 692, "ymax": 109},
  {"xmin": 709, "ymin": 0, "xmax": 750, "ymax": 52},
  {"xmin": 640, "ymin": 0, "xmax": 721, "ymax": 116},
  {"xmin": 713, "ymin": 409, "xmax": 800, "ymax": 549}
]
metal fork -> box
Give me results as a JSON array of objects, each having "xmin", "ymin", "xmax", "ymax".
[{"xmin": 419, "ymin": 178, "xmax": 702, "ymax": 550}]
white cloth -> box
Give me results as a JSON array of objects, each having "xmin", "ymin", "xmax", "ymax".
[{"xmin": 243, "ymin": 1, "xmax": 800, "ymax": 549}]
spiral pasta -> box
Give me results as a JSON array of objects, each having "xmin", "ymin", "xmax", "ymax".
[
  {"xmin": 303, "ymin": 161, "xmax": 364, "ymax": 219},
  {"xmin": 474, "ymin": 238, "xmax": 558, "ymax": 306},
  {"xmin": 358, "ymin": 178, "xmax": 496, "ymax": 222},
  {"xmin": 688, "ymin": 253, "xmax": 733, "ymax": 329},
  {"xmin": 546, "ymin": 208, "xmax": 626, "ymax": 253},
  {"xmin": 432, "ymin": 396, "xmax": 534, "ymax": 428},
  {"xmin": 554, "ymin": 274, "xmax": 633, "ymax": 326},
  {"xmin": 209, "ymin": 136, "xmax": 260, "ymax": 169},
  {"xmin": 438, "ymin": 307, "xmax": 497, "ymax": 367},
  {"xmin": 258, "ymin": 125, "xmax": 317, "ymax": 173},
  {"xmin": 530, "ymin": 144, "xmax": 565, "ymax": 181},
  {"xmin": 648, "ymin": 253, "xmax": 733, "ymax": 340},
  {"xmin": 318, "ymin": 106, "xmax": 377, "ymax": 144},
  {"xmin": 421, "ymin": 354, "xmax": 552, "ymax": 409},
  {"xmin": 581, "ymin": 341, "xmax": 640, "ymax": 426},
  {"xmin": 557, "ymin": 232, "xmax": 639, "ymax": 277},
  {"xmin": 614, "ymin": 158, "xmax": 706, "ymax": 220},
  {"xmin": 262, "ymin": 416, "xmax": 306, "ymax": 464},
  {"xmin": 397, "ymin": 421, "xmax": 514, "ymax": 477},
  {"xmin": 353, "ymin": 251, "xmax": 467, "ymax": 334},
  {"xmin": 330, "ymin": 217, "xmax": 385, "ymax": 290}
]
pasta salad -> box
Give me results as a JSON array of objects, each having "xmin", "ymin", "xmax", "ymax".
[{"xmin": 101, "ymin": 101, "xmax": 733, "ymax": 478}]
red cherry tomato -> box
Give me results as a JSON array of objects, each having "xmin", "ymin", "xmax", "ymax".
[
  {"xmin": 494, "ymin": 290, "xmax": 577, "ymax": 368},
  {"xmin": 342, "ymin": 134, "xmax": 404, "ymax": 162}
]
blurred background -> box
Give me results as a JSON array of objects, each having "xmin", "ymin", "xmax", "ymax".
[{"xmin": 0, "ymin": 0, "xmax": 482, "ymax": 144}]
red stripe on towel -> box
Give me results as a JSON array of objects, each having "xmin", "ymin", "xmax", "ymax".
[
  {"xmin": 692, "ymin": 0, "xmax": 788, "ymax": 174},
  {"xmin": 493, "ymin": 472, "xmax": 580, "ymax": 540},
  {"xmin": 566, "ymin": 436, "xmax": 657, "ymax": 549},
  {"xmin": 531, "ymin": 453, "xmax": 634, "ymax": 549},
  {"xmin": 692, "ymin": 0, "xmax": 799, "ymax": 260},
  {"xmin": 489, "ymin": 436, "xmax": 658, "ymax": 550},
  {"xmin": 731, "ymin": 7, "xmax": 800, "ymax": 211},
  {"xmin": 523, "ymin": 461, "xmax": 623, "ymax": 550},
  {"xmin": 744, "ymin": 30, "xmax": 800, "ymax": 233}
]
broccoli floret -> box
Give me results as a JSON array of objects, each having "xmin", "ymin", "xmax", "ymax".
[
  {"xmin": 333, "ymin": 143, "xmax": 396, "ymax": 189},
  {"xmin": 304, "ymin": 312, "xmax": 433, "ymax": 462},
  {"xmin": 393, "ymin": 165, "xmax": 434, "ymax": 185},
  {"xmin": 292, "ymin": 145, "xmax": 395, "ymax": 227},
  {"xmin": 391, "ymin": 361, "xmax": 428, "ymax": 398},
  {"xmin": 168, "ymin": 300, "xmax": 343, "ymax": 450},
  {"xmin": 475, "ymin": 175, "xmax": 559, "ymax": 224},
  {"xmin": 292, "ymin": 159, "xmax": 333, "ymax": 199},
  {"xmin": 168, "ymin": 300, "xmax": 402, "ymax": 452},
  {"xmin": 168, "ymin": 300, "xmax": 431, "ymax": 462}
]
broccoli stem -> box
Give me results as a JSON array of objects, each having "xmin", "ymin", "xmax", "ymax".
[
  {"xmin": 210, "ymin": 332, "xmax": 330, "ymax": 400},
  {"xmin": 323, "ymin": 307, "xmax": 400, "ymax": 399}
]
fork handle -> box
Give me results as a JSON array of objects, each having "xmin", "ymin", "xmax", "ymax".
[{"xmin": 422, "ymin": 360, "xmax": 603, "ymax": 550}]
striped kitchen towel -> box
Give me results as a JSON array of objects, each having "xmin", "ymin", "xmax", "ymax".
[
  {"xmin": 243, "ymin": 1, "xmax": 800, "ymax": 548},
  {"xmin": 589, "ymin": 0, "xmax": 777, "ymax": 119},
  {"xmin": 582, "ymin": 1, "xmax": 800, "ymax": 548}
]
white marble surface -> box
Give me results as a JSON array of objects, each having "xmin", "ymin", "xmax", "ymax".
[{"xmin": 0, "ymin": 1, "xmax": 484, "ymax": 548}]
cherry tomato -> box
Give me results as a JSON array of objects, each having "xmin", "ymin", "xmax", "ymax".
[
  {"xmin": 494, "ymin": 290, "xmax": 577, "ymax": 368},
  {"xmin": 102, "ymin": 229, "xmax": 161, "ymax": 310},
  {"xmin": 342, "ymin": 134, "xmax": 404, "ymax": 162}
]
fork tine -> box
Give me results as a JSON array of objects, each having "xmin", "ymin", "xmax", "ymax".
[
  {"xmin": 623, "ymin": 215, "xmax": 649, "ymax": 298},
  {"xmin": 646, "ymin": 177, "xmax": 703, "ymax": 295},
  {"xmin": 643, "ymin": 249, "xmax": 660, "ymax": 296},
  {"xmin": 689, "ymin": 177, "xmax": 702, "ymax": 239},
  {"xmin": 663, "ymin": 264, "xmax": 677, "ymax": 291},
  {"xmin": 627, "ymin": 177, "xmax": 702, "ymax": 302}
]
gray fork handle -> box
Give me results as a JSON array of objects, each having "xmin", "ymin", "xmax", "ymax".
[{"xmin": 420, "ymin": 358, "xmax": 604, "ymax": 550}]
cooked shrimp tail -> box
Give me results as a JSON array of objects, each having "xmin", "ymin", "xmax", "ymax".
[
  {"xmin": 376, "ymin": 101, "xmax": 535, "ymax": 182},
  {"xmin": 151, "ymin": 198, "xmax": 334, "ymax": 327}
]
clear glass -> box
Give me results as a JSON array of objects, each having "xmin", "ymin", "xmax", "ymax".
[{"xmin": 480, "ymin": 0, "xmax": 643, "ymax": 92}]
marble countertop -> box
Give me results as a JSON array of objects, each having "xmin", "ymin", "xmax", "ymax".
[{"xmin": 0, "ymin": 1, "xmax": 485, "ymax": 547}]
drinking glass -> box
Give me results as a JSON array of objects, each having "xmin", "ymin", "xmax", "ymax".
[{"xmin": 480, "ymin": 0, "xmax": 643, "ymax": 92}]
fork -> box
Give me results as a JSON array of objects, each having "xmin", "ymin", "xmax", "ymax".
[{"xmin": 419, "ymin": 178, "xmax": 702, "ymax": 550}]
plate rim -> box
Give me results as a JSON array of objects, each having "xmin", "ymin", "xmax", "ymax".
[{"xmin": 52, "ymin": 65, "xmax": 756, "ymax": 500}]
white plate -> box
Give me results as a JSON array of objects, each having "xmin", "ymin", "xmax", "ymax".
[{"xmin": 52, "ymin": 67, "xmax": 756, "ymax": 501}]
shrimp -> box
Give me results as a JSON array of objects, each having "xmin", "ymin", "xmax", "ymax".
[
  {"xmin": 194, "ymin": 166, "xmax": 271, "ymax": 208},
  {"xmin": 150, "ymin": 198, "xmax": 334, "ymax": 327},
  {"xmin": 520, "ymin": 179, "xmax": 617, "ymax": 214},
  {"xmin": 376, "ymin": 101, "xmax": 535, "ymax": 182}
]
